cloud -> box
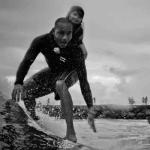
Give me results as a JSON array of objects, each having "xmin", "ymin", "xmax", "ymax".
[
  {"xmin": 0, "ymin": 47, "xmax": 25, "ymax": 76},
  {"xmin": 109, "ymin": 67, "xmax": 140, "ymax": 78},
  {"xmin": 116, "ymin": 73, "xmax": 150, "ymax": 104},
  {"xmin": 69, "ymin": 81, "xmax": 107, "ymax": 105},
  {"xmin": 1, "ymin": 0, "xmax": 150, "ymax": 105},
  {"xmin": 0, "ymin": 46, "xmax": 47, "ymax": 78},
  {"xmin": 84, "ymin": 0, "xmax": 150, "ymax": 44},
  {"xmin": 90, "ymin": 75, "xmax": 120, "ymax": 85},
  {"xmin": 85, "ymin": 39, "xmax": 150, "ymax": 77}
]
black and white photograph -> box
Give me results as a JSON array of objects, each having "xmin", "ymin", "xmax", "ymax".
[{"xmin": 0, "ymin": 0, "xmax": 150, "ymax": 149}]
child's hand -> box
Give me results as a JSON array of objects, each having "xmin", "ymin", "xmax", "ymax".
[{"xmin": 54, "ymin": 47, "xmax": 60, "ymax": 54}]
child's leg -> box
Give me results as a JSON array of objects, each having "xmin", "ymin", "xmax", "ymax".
[{"xmin": 79, "ymin": 43, "xmax": 88, "ymax": 60}]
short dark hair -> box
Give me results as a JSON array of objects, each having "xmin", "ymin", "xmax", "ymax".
[{"xmin": 55, "ymin": 17, "xmax": 72, "ymax": 28}]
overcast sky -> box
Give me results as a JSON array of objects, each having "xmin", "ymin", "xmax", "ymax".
[{"xmin": 0, "ymin": 0, "xmax": 150, "ymax": 105}]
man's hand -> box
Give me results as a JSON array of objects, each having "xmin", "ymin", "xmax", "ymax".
[
  {"xmin": 12, "ymin": 84, "xmax": 27, "ymax": 102},
  {"xmin": 88, "ymin": 107, "xmax": 97, "ymax": 132}
]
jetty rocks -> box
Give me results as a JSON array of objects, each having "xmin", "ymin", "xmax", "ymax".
[
  {"xmin": 39, "ymin": 104, "xmax": 150, "ymax": 120},
  {"xmin": 93, "ymin": 105, "xmax": 150, "ymax": 119}
]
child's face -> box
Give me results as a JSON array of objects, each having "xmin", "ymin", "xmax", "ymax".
[{"xmin": 69, "ymin": 11, "xmax": 82, "ymax": 25}]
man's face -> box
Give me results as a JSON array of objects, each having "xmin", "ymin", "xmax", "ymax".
[{"xmin": 54, "ymin": 22, "xmax": 72, "ymax": 48}]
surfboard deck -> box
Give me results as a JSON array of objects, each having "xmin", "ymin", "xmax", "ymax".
[{"xmin": 19, "ymin": 102, "xmax": 99, "ymax": 150}]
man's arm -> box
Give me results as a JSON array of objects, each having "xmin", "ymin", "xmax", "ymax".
[
  {"xmin": 71, "ymin": 46, "xmax": 93, "ymax": 108},
  {"xmin": 72, "ymin": 46, "xmax": 96, "ymax": 132},
  {"xmin": 14, "ymin": 38, "xmax": 40, "ymax": 85}
]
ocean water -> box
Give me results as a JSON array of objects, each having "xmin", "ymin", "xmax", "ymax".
[
  {"xmin": 35, "ymin": 109, "xmax": 150, "ymax": 150},
  {"xmin": 1, "ymin": 95, "xmax": 150, "ymax": 149},
  {"xmin": 1, "ymin": 78, "xmax": 148, "ymax": 150}
]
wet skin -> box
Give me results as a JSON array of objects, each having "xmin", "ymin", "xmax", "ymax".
[
  {"xmin": 12, "ymin": 20, "xmax": 96, "ymax": 142},
  {"xmin": 69, "ymin": 11, "xmax": 82, "ymax": 25},
  {"xmin": 54, "ymin": 22, "xmax": 73, "ymax": 48}
]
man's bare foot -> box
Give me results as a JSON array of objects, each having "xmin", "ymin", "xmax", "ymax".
[
  {"xmin": 30, "ymin": 112, "xmax": 40, "ymax": 120},
  {"xmin": 64, "ymin": 134, "xmax": 77, "ymax": 143},
  {"xmin": 30, "ymin": 114, "xmax": 40, "ymax": 120},
  {"xmin": 63, "ymin": 135, "xmax": 67, "ymax": 140}
]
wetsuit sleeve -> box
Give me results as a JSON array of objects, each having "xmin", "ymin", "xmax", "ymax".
[
  {"xmin": 71, "ymin": 26, "xmax": 84, "ymax": 45},
  {"xmin": 14, "ymin": 38, "xmax": 41, "ymax": 85},
  {"xmin": 77, "ymin": 29, "xmax": 83, "ymax": 44},
  {"xmin": 76, "ymin": 27, "xmax": 83, "ymax": 44},
  {"xmin": 72, "ymin": 47, "xmax": 93, "ymax": 108}
]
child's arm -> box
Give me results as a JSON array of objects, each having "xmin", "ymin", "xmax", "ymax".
[{"xmin": 79, "ymin": 43, "xmax": 88, "ymax": 60}]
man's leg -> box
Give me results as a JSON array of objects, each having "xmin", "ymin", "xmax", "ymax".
[
  {"xmin": 22, "ymin": 77, "xmax": 40, "ymax": 120},
  {"xmin": 23, "ymin": 78, "xmax": 47, "ymax": 120},
  {"xmin": 24, "ymin": 97, "xmax": 39, "ymax": 120},
  {"xmin": 56, "ymin": 80, "xmax": 77, "ymax": 142},
  {"xmin": 54, "ymin": 70, "xmax": 78, "ymax": 101},
  {"xmin": 23, "ymin": 67, "xmax": 59, "ymax": 120}
]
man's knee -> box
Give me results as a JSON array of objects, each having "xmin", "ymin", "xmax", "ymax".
[{"xmin": 56, "ymin": 80, "xmax": 67, "ymax": 92}]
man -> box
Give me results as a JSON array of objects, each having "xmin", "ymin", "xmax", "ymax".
[{"xmin": 12, "ymin": 18, "xmax": 96, "ymax": 142}]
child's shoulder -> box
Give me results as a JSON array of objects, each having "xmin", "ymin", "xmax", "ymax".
[{"xmin": 74, "ymin": 24, "xmax": 84, "ymax": 36}]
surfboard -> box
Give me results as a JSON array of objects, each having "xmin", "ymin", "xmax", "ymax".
[{"xmin": 18, "ymin": 101, "xmax": 100, "ymax": 150}]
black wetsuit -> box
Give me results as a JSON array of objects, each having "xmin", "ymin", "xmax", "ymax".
[
  {"xmin": 14, "ymin": 31, "xmax": 93, "ymax": 113},
  {"xmin": 49, "ymin": 24, "xmax": 84, "ymax": 100}
]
